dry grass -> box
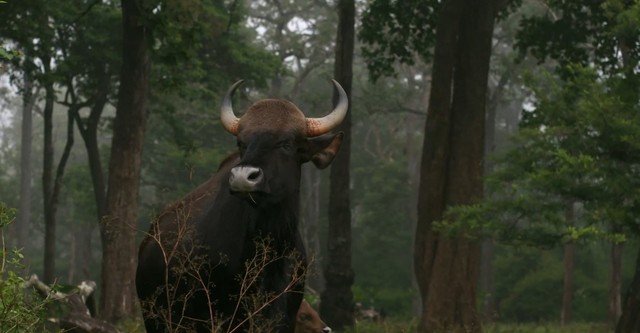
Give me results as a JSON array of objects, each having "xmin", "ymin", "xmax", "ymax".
[{"xmin": 140, "ymin": 218, "xmax": 306, "ymax": 333}]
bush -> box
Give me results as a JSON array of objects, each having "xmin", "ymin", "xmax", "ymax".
[{"xmin": 0, "ymin": 203, "xmax": 50, "ymax": 332}]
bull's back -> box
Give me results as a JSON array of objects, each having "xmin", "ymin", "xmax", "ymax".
[{"xmin": 135, "ymin": 153, "xmax": 239, "ymax": 312}]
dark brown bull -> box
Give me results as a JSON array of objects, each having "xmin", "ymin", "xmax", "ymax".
[
  {"xmin": 295, "ymin": 300, "xmax": 331, "ymax": 333},
  {"xmin": 135, "ymin": 80, "xmax": 347, "ymax": 333}
]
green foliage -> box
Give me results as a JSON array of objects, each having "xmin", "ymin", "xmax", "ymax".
[
  {"xmin": 360, "ymin": 0, "xmax": 522, "ymax": 81},
  {"xmin": 149, "ymin": 0, "xmax": 279, "ymax": 93},
  {"xmin": 441, "ymin": 65, "xmax": 640, "ymax": 246},
  {"xmin": 491, "ymin": 244, "xmax": 610, "ymax": 322},
  {"xmin": 141, "ymin": 1, "xmax": 281, "ymax": 217},
  {"xmin": 494, "ymin": 248, "xmax": 565, "ymax": 321},
  {"xmin": 0, "ymin": 203, "xmax": 49, "ymax": 332},
  {"xmin": 360, "ymin": 0, "xmax": 439, "ymax": 80},
  {"xmin": 0, "ymin": 47, "xmax": 19, "ymax": 61},
  {"xmin": 516, "ymin": 0, "xmax": 640, "ymax": 76}
]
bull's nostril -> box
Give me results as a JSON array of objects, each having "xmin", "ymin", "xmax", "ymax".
[
  {"xmin": 229, "ymin": 166, "xmax": 263, "ymax": 192},
  {"xmin": 323, "ymin": 328, "xmax": 332, "ymax": 333},
  {"xmin": 248, "ymin": 169, "xmax": 262, "ymax": 181}
]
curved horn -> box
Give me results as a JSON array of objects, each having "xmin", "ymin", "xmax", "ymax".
[
  {"xmin": 306, "ymin": 79, "xmax": 349, "ymax": 137},
  {"xmin": 220, "ymin": 80, "xmax": 244, "ymax": 135}
]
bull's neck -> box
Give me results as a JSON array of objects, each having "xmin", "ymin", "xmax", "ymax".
[
  {"xmin": 197, "ymin": 176, "xmax": 302, "ymax": 249},
  {"xmin": 250, "ymin": 192, "xmax": 300, "ymax": 242}
]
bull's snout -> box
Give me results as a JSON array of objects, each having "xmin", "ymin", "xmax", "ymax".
[
  {"xmin": 229, "ymin": 166, "xmax": 264, "ymax": 192},
  {"xmin": 323, "ymin": 327, "xmax": 332, "ymax": 333}
]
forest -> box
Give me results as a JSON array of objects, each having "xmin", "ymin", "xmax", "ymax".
[{"xmin": 1, "ymin": 0, "xmax": 639, "ymax": 332}]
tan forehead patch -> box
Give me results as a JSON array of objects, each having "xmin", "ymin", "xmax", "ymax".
[{"xmin": 238, "ymin": 99, "xmax": 307, "ymax": 134}]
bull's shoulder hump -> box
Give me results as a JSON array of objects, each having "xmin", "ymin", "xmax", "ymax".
[{"xmin": 154, "ymin": 152, "xmax": 240, "ymax": 223}]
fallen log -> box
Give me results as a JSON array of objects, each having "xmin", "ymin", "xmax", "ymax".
[{"xmin": 24, "ymin": 274, "xmax": 123, "ymax": 333}]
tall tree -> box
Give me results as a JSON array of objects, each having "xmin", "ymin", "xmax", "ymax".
[
  {"xmin": 43, "ymin": 107, "xmax": 77, "ymax": 284},
  {"xmin": 321, "ymin": 0, "xmax": 355, "ymax": 329},
  {"xmin": 363, "ymin": 0, "xmax": 507, "ymax": 329},
  {"xmin": 16, "ymin": 67, "xmax": 36, "ymax": 254},
  {"xmin": 560, "ymin": 203, "xmax": 575, "ymax": 325},
  {"xmin": 609, "ymin": 224, "xmax": 623, "ymax": 323},
  {"xmin": 99, "ymin": 0, "xmax": 151, "ymax": 321},
  {"xmin": 41, "ymin": 57, "xmax": 59, "ymax": 284},
  {"xmin": 413, "ymin": 1, "xmax": 498, "ymax": 331}
]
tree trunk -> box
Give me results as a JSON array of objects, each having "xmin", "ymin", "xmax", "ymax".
[
  {"xmin": 609, "ymin": 234, "xmax": 623, "ymax": 324},
  {"xmin": 99, "ymin": 0, "xmax": 150, "ymax": 322},
  {"xmin": 16, "ymin": 69, "xmax": 35, "ymax": 252},
  {"xmin": 407, "ymin": 73, "xmax": 429, "ymax": 316},
  {"xmin": 42, "ymin": 69, "xmax": 56, "ymax": 284},
  {"xmin": 560, "ymin": 203, "xmax": 575, "ymax": 325},
  {"xmin": 72, "ymin": 64, "xmax": 108, "ymax": 297},
  {"xmin": 75, "ymin": 68, "xmax": 109, "ymax": 220},
  {"xmin": 613, "ymin": 19, "xmax": 634, "ymax": 333},
  {"xmin": 414, "ymin": 1, "xmax": 496, "ymax": 332},
  {"xmin": 320, "ymin": 0, "xmax": 355, "ymax": 329},
  {"xmin": 561, "ymin": 240, "xmax": 575, "ymax": 325},
  {"xmin": 78, "ymin": 226, "xmax": 97, "ymax": 279},
  {"xmin": 479, "ymin": 58, "xmax": 500, "ymax": 322},
  {"xmin": 68, "ymin": 223, "xmax": 77, "ymax": 283},
  {"xmin": 616, "ymin": 246, "xmax": 640, "ymax": 333},
  {"xmin": 479, "ymin": 240, "xmax": 496, "ymax": 321},
  {"xmin": 45, "ymin": 106, "xmax": 76, "ymax": 283}
]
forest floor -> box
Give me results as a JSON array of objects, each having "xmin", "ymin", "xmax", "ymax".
[
  {"xmin": 122, "ymin": 318, "xmax": 612, "ymax": 333},
  {"xmin": 485, "ymin": 322, "xmax": 613, "ymax": 333},
  {"xmin": 344, "ymin": 319, "xmax": 612, "ymax": 333}
]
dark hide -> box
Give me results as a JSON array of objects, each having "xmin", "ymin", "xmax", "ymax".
[{"xmin": 136, "ymin": 96, "xmax": 344, "ymax": 333}]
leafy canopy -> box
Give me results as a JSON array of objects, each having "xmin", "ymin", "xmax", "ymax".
[
  {"xmin": 442, "ymin": 65, "xmax": 640, "ymax": 246},
  {"xmin": 359, "ymin": 0, "xmax": 440, "ymax": 80}
]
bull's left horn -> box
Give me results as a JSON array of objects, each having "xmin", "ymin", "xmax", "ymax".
[
  {"xmin": 306, "ymin": 79, "xmax": 348, "ymax": 137},
  {"xmin": 221, "ymin": 80, "xmax": 244, "ymax": 135}
]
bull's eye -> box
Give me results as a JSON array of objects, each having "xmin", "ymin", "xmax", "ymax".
[
  {"xmin": 300, "ymin": 314, "xmax": 311, "ymax": 321},
  {"xmin": 277, "ymin": 140, "xmax": 294, "ymax": 153}
]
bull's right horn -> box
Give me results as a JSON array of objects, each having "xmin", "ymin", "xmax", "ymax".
[
  {"xmin": 306, "ymin": 79, "xmax": 349, "ymax": 137},
  {"xmin": 220, "ymin": 80, "xmax": 244, "ymax": 135}
]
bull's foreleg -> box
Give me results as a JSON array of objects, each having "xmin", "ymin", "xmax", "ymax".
[{"xmin": 281, "ymin": 247, "xmax": 307, "ymax": 333}]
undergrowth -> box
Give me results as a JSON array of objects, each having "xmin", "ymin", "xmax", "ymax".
[{"xmin": 0, "ymin": 203, "xmax": 52, "ymax": 332}]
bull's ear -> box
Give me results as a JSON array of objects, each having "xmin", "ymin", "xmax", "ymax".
[{"xmin": 304, "ymin": 132, "xmax": 344, "ymax": 169}]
